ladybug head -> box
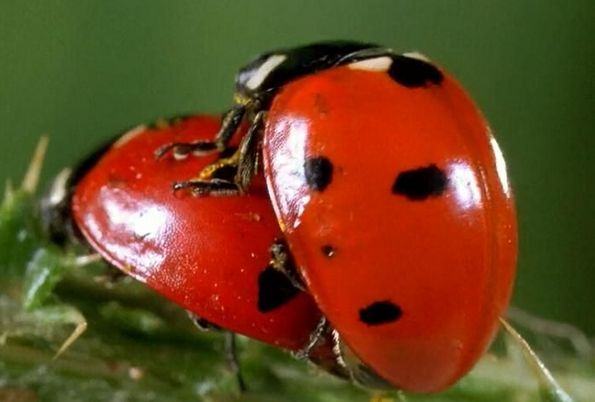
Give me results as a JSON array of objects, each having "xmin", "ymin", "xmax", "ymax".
[{"xmin": 235, "ymin": 41, "xmax": 383, "ymax": 101}]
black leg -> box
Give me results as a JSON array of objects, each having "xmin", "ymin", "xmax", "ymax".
[
  {"xmin": 293, "ymin": 319, "xmax": 352, "ymax": 380},
  {"xmin": 154, "ymin": 104, "xmax": 247, "ymax": 160},
  {"xmin": 294, "ymin": 317, "xmax": 329, "ymax": 359},
  {"xmin": 216, "ymin": 103, "xmax": 248, "ymax": 148},
  {"xmin": 225, "ymin": 332, "xmax": 247, "ymax": 392},
  {"xmin": 170, "ymin": 110, "xmax": 264, "ymax": 196},
  {"xmin": 173, "ymin": 178, "xmax": 241, "ymax": 196},
  {"xmin": 187, "ymin": 313, "xmax": 246, "ymax": 391},
  {"xmin": 187, "ymin": 311, "xmax": 223, "ymax": 331},
  {"xmin": 234, "ymin": 111, "xmax": 265, "ymax": 191},
  {"xmin": 194, "ymin": 110, "xmax": 264, "ymax": 193}
]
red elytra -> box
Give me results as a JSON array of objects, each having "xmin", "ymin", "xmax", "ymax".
[
  {"xmin": 71, "ymin": 115, "xmax": 322, "ymax": 350},
  {"xmin": 263, "ymin": 63, "xmax": 517, "ymax": 392}
]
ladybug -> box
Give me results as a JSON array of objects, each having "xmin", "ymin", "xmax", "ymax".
[
  {"xmin": 41, "ymin": 115, "xmax": 328, "ymax": 354},
  {"xmin": 159, "ymin": 42, "xmax": 518, "ymax": 393}
]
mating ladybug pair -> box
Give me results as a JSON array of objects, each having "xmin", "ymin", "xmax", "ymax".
[{"xmin": 42, "ymin": 41, "xmax": 517, "ymax": 394}]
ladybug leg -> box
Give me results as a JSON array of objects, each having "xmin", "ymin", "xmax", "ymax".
[
  {"xmin": 268, "ymin": 238, "xmax": 305, "ymax": 291},
  {"xmin": 173, "ymin": 178, "xmax": 241, "ymax": 196},
  {"xmin": 171, "ymin": 111, "xmax": 265, "ymax": 196},
  {"xmin": 193, "ymin": 111, "xmax": 264, "ymax": 189},
  {"xmin": 294, "ymin": 319, "xmax": 352, "ymax": 380},
  {"xmin": 234, "ymin": 110, "xmax": 265, "ymax": 190},
  {"xmin": 188, "ymin": 311, "xmax": 224, "ymax": 331},
  {"xmin": 154, "ymin": 104, "xmax": 247, "ymax": 160},
  {"xmin": 188, "ymin": 314, "xmax": 247, "ymax": 391},
  {"xmin": 225, "ymin": 332, "xmax": 247, "ymax": 392},
  {"xmin": 293, "ymin": 317, "xmax": 330, "ymax": 359},
  {"xmin": 297, "ymin": 319, "xmax": 393, "ymax": 389},
  {"xmin": 217, "ymin": 103, "xmax": 249, "ymax": 149}
]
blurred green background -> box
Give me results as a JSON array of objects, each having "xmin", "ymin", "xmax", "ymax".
[{"xmin": 1, "ymin": 1, "xmax": 593, "ymax": 335}]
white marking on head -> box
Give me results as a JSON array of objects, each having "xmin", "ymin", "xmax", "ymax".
[
  {"xmin": 48, "ymin": 167, "xmax": 73, "ymax": 206},
  {"xmin": 348, "ymin": 56, "xmax": 392, "ymax": 72},
  {"xmin": 246, "ymin": 54, "xmax": 287, "ymax": 90},
  {"xmin": 114, "ymin": 125, "xmax": 146, "ymax": 148},
  {"xmin": 403, "ymin": 51, "xmax": 431, "ymax": 62}
]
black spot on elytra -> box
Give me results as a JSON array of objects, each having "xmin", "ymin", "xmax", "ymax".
[
  {"xmin": 304, "ymin": 156, "xmax": 333, "ymax": 191},
  {"xmin": 392, "ymin": 164, "xmax": 448, "ymax": 200},
  {"xmin": 359, "ymin": 301, "xmax": 402, "ymax": 325},
  {"xmin": 257, "ymin": 266, "xmax": 300, "ymax": 313},
  {"xmin": 321, "ymin": 245, "xmax": 336, "ymax": 258},
  {"xmin": 388, "ymin": 55, "xmax": 443, "ymax": 88}
]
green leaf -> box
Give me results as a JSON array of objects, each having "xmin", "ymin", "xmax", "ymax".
[
  {"xmin": 23, "ymin": 246, "xmax": 70, "ymax": 311},
  {"xmin": 0, "ymin": 188, "xmax": 45, "ymax": 282}
]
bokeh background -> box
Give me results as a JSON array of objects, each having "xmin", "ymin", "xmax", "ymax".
[{"xmin": 1, "ymin": 1, "xmax": 593, "ymax": 335}]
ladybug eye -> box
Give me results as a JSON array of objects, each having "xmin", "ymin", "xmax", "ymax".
[
  {"xmin": 359, "ymin": 301, "xmax": 403, "ymax": 325},
  {"xmin": 391, "ymin": 164, "xmax": 448, "ymax": 200}
]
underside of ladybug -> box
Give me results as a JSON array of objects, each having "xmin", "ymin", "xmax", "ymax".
[{"xmin": 155, "ymin": 41, "xmax": 439, "ymax": 197}]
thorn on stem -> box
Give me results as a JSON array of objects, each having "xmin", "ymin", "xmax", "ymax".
[
  {"xmin": 53, "ymin": 320, "xmax": 87, "ymax": 360},
  {"xmin": 22, "ymin": 136, "xmax": 49, "ymax": 194}
]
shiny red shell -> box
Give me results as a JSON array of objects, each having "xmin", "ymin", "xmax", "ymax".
[
  {"xmin": 263, "ymin": 63, "xmax": 517, "ymax": 392},
  {"xmin": 72, "ymin": 115, "xmax": 321, "ymax": 350}
]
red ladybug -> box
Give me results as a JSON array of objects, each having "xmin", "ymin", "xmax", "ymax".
[
  {"xmin": 161, "ymin": 42, "xmax": 517, "ymax": 393},
  {"xmin": 42, "ymin": 115, "xmax": 323, "ymax": 352},
  {"xmin": 264, "ymin": 59, "xmax": 517, "ymax": 393}
]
